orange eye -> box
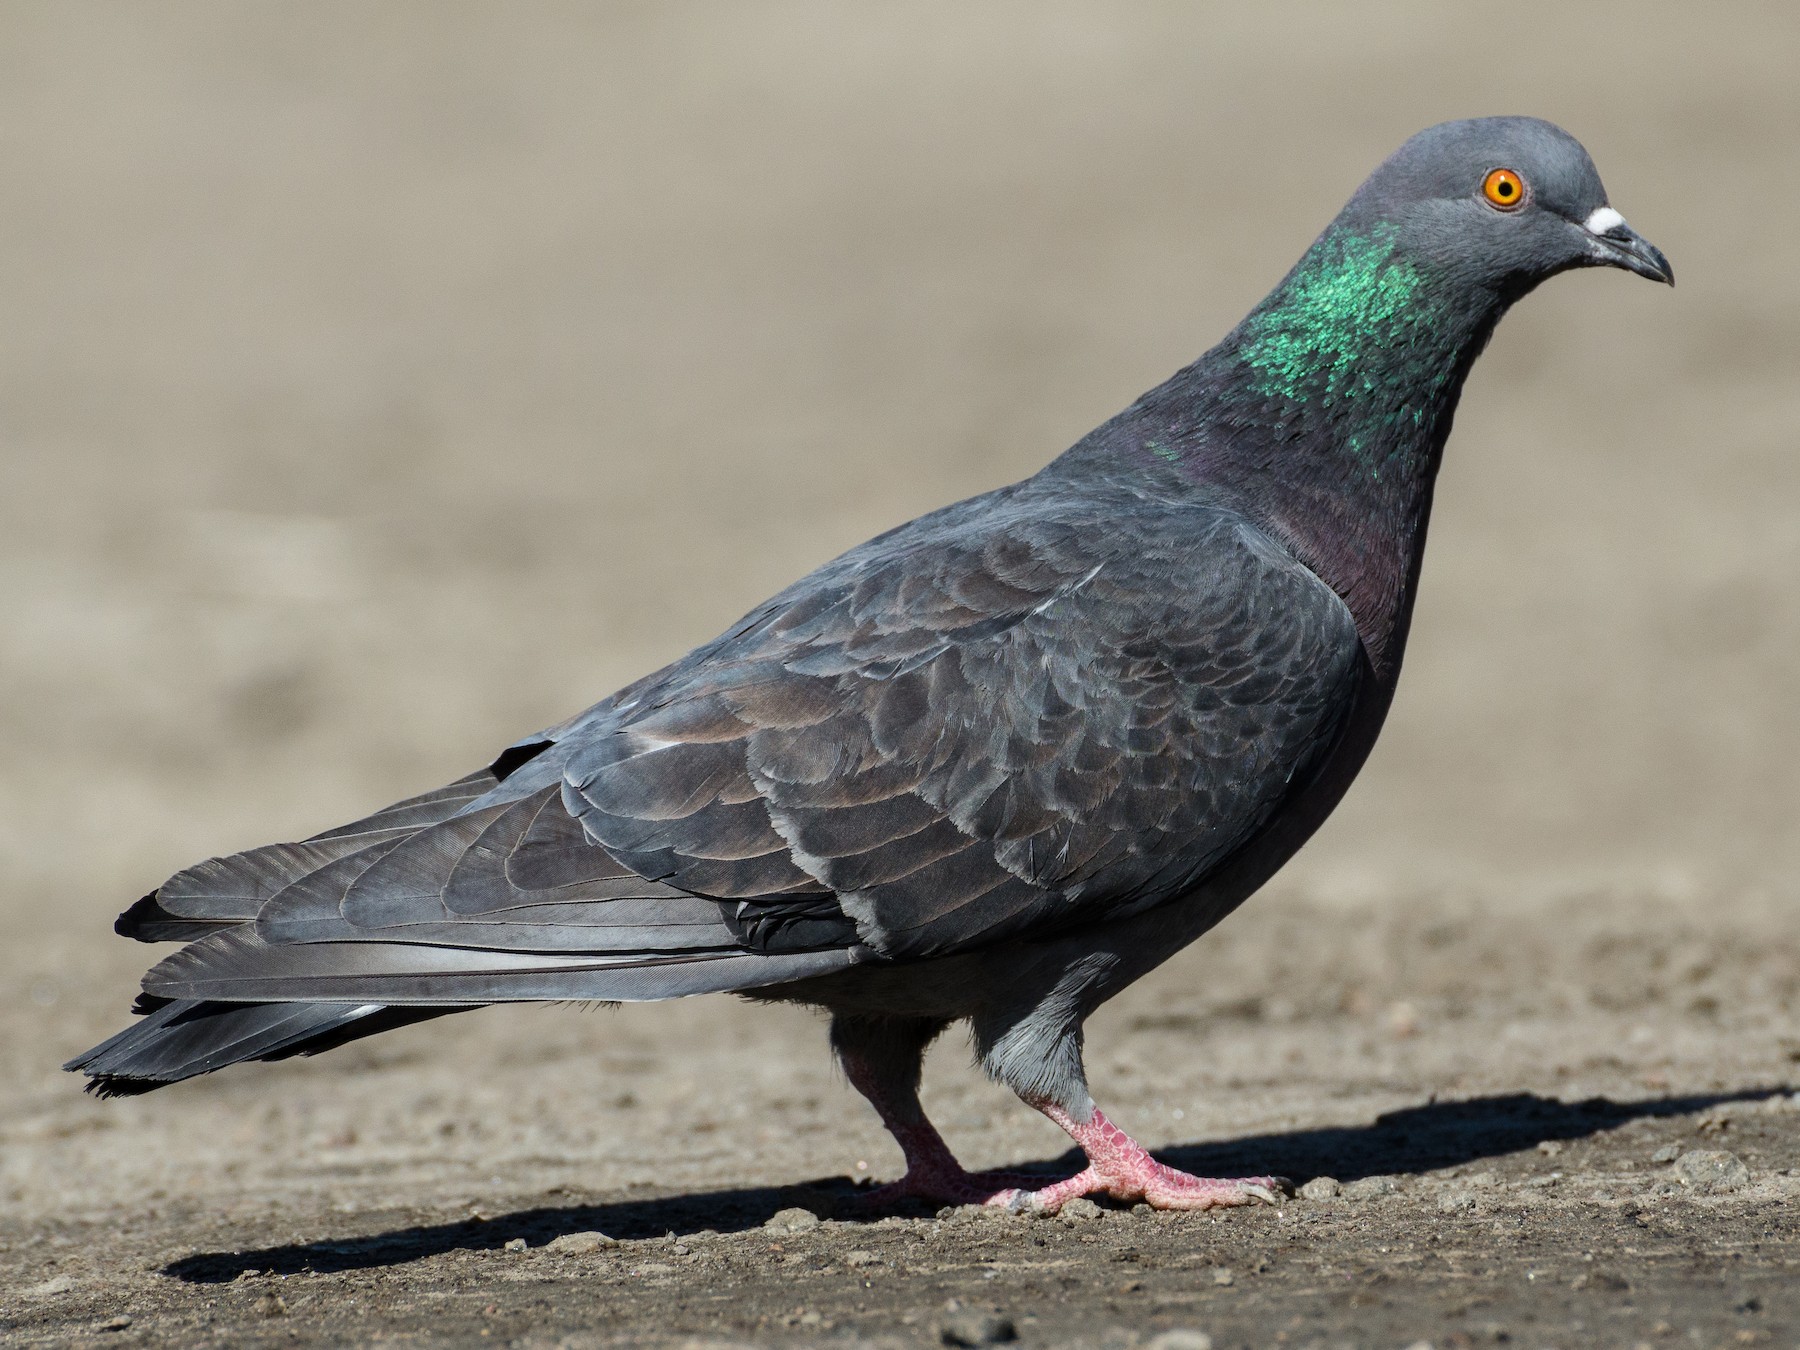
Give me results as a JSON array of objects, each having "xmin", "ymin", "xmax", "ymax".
[{"xmin": 1482, "ymin": 167, "xmax": 1525, "ymax": 210}]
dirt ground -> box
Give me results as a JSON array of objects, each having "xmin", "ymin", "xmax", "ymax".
[{"xmin": 4, "ymin": 4, "xmax": 1800, "ymax": 1347}]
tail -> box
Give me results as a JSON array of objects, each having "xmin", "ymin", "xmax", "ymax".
[
  {"xmin": 64, "ymin": 996, "xmax": 467, "ymax": 1097},
  {"xmin": 65, "ymin": 752, "xmax": 864, "ymax": 1101},
  {"xmin": 66, "ymin": 763, "xmax": 503, "ymax": 1095},
  {"xmin": 68, "ymin": 746, "xmax": 861, "ymax": 1096}
]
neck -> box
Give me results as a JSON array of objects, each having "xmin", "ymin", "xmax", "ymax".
[{"xmin": 1071, "ymin": 221, "xmax": 1508, "ymax": 676}]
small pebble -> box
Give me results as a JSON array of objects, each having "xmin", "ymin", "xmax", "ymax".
[
  {"xmin": 24, "ymin": 1276, "xmax": 73, "ymax": 1298},
  {"xmin": 970, "ymin": 1204, "xmax": 1024, "ymax": 1223},
  {"xmin": 938, "ymin": 1311, "xmax": 1017, "ymax": 1346},
  {"xmin": 845, "ymin": 1249, "xmax": 881, "ymax": 1267},
  {"xmin": 1437, "ymin": 1191, "xmax": 1478, "ymax": 1214},
  {"xmin": 1146, "ymin": 1333, "xmax": 1213, "ymax": 1350},
  {"xmin": 503, "ymin": 1237, "xmax": 528, "ymax": 1253},
  {"xmin": 1342, "ymin": 1175, "xmax": 1397, "ymax": 1200},
  {"xmin": 1651, "ymin": 1144, "xmax": 1682, "ymax": 1164},
  {"xmin": 1537, "ymin": 1140, "xmax": 1565, "ymax": 1156},
  {"xmin": 1673, "ymin": 1149, "xmax": 1749, "ymax": 1195},
  {"xmin": 1058, "ymin": 1197, "xmax": 1104, "ymax": 1223},
  {"xmin": 1297, "ymin": 1176, "xmax": 1340, "ymax": 1201},
  {"xmin": 98, "ymin": 1315, "xmax": 132, "ymax": 1332},
  {"xmin": 765, "ymin": 1206, "xmax": 821, "ymax": 1232},
  {"xmin": 1571, "ymin": 1270, "xmax": 1630, "ymax": 1292},
  {"xmin": 1210, "ymin": 1267, "xmax": 1235, "ymax": 1286},
  {"xmin": 253, "ymin": 1293, "xmax": 288, "ymax": 1318},
  {"xmin": 544, "ymin": 1231, "xmax": 616, "ymax": 1255}
]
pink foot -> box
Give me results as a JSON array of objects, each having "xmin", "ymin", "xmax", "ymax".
[
  {"xmin": 846, "ymin": 1120, "xmax": 1055, "ymax": 1211},
  {"xmin": 989, "ymin": 1105, "xmax": 1290, "ymax": 1214}
]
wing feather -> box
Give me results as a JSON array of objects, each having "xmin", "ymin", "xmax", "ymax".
[
  {"xmin": 563, "ymin": 490, "xmax": 1362, "ymax": 958},
  {"xmin": 111, "ymin": 482, "xmax": 1360, "ymax": 1010}
]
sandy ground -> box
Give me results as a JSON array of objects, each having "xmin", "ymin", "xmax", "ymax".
[{"xmin": 4, "ymin": 3, "xmax": 1800, "ymax": 1346}]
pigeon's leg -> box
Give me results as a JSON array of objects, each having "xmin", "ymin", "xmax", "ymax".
[
  {"xmin": 973, "ymin": 1002, "xmax": 1288, "ymax": 1213},
  {"xmin": 831, "ymin": 1015, "xmax": 1046, "ymax": 1208},
  {"xmin": 995, "ymin": 1099, "xmax": 1290, "ymax": 1213}
]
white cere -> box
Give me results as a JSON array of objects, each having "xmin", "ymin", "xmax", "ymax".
[{"xmin": 1584, "ymin": 206, "xmax": 1626, "ymax": 236}]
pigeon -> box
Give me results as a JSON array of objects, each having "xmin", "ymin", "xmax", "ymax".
[{"xmin": 68, "ymin": 118, "xmax": 1670, "ymax": 1212}]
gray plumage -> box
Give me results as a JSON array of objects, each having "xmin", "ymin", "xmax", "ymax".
[{"xmin": 69, "ymin": 118, "xmax": 1668, "ymax": 1210}]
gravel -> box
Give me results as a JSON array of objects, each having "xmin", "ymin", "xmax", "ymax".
[
  {"xmin": 763, "ymin": 1207, "xmax": 822, "ymax": 1232},
  {"xmin": 937, "ymin": 1309, "xmax": 1017, "ymax": 1346},
  {"xmin": 542, "ymin": 1231, "xmax": 617, "ymax": 1255},
  {"xmin": 1145, "ymin": 1333, "xmax": 1214, "ymax": 1350},
  {"xmin": 1673, "ymin": 1149, "xmax": 1751, "ymax": 1194}
]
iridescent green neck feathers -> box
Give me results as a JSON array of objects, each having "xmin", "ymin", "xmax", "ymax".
[{"xmin": 1234, "ymin": 223, "xmax": 1447, "ymax": 407}]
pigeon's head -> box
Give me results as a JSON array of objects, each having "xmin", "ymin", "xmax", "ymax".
[{"xmin": 1346, "ymin": 117, "xmax": 1672, "ymax": 295}]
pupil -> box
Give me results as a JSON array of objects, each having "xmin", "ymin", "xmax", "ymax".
[{"xmin": 1499, "ymin": 181, "xmax": 1513, "ymax": 196}]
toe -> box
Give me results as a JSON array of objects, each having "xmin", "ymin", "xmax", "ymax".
[{"xmin": 1141, "ymin": 1171, "xmax": 1292, "ymax": 1211}]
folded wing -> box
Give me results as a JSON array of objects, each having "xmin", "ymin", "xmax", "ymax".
[
  {"xmin": 564, "ymin": 492, "xmax": 1364, "ymax": 958},
  {"xmin": 75, "ymin": 484, "xmax": 1361, "ymax": 1094}
]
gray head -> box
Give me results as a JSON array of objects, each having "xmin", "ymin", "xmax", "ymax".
[{"xmin": 1343, "ymin": 116, "xmax": 1672, "ymax": 293}]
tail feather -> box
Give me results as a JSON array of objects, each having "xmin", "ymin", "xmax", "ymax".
[
  {"xmin": 72, "ymin": 747, "xmax": 865, "ymax": 1097},
  {"xmin": 64, "ymin": 998, "xmax": 465, "ymax": 1096},
  {"xmin": 140, "ymin": 925, "xmax": 859, "ymax": 1004}
]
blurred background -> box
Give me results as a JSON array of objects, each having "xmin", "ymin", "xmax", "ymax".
[{"xmin": 2, "ymin": 2, "xmax": 1797, "ymax": 1114}]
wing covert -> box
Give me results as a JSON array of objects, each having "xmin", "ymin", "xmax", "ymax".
[{"xmin": 564, "ymin": 495, "xmax": 1362, "ymax": 958}]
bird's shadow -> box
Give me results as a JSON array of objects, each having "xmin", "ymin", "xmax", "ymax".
[{"xmin": 165, "ymin": 1085, "xmax": 1785, "ymax": 1283}]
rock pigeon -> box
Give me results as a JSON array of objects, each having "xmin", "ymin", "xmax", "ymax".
[{"xmin": 68, "ymin": 118, "xmax": 1670, "ymax": 1212}]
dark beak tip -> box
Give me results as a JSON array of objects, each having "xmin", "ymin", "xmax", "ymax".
[
  {"xmin": 1601, "ymin": 222, "xmax": 1673, "ymax": 288},
  {"xmin": 1637, "ymin": 240, "xmax": 1675, "ymax": 288}
]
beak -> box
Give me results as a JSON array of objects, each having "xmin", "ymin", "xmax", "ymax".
[{"xmin": 1582, "ymin": 206, "xmax": 1674, "ymax": 286}]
